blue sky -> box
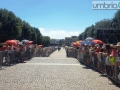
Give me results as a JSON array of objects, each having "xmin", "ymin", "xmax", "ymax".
[{"xmin": 0, "ymin": 0, "xmax": 118, "ymax": 39}]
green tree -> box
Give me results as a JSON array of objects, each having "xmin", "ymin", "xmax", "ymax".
[
  {"xmin": 30, "ymin": 27, "xmax": 37, "ymax": 43},
  {"xmin": 21, "ymin": 21, "xmax": 31, "ymax": 40},
  {"xmin": 35, "ymin": 28, "xmax": 43, "ymax": 44},
  {"xmin": 78, "ymin": 19, "xmax": 112, "ymax": 40},
  {"xmin": 0, "ymin": 9, "xmax": 22, "ymax": 42},
  {"xmin": 112, "ymin": 10, "xmax": 120, "ymax": 28},
  {"xmin": 42, "ymin": 36, "xmax": 50, "ymax": 46}
]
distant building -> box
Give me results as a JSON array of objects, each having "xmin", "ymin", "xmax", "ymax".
[
  {"xmin": 50, "ymin": 39, "xmax": 58, "ymax": 45},
  {"xmin": 65, "ymin": 36, "xmax": 78, "ymax": 46},
  {"xmin": 61, "ymin": 39, "xmax": 65, "ymax": 44},
  {"xmin": 65, "ymin": 37, "xmax": 72, "ymax": 46},
  {"xmin": 71, "ymin": 36, "xmax": 78, "ymax": 42},
  {"xmin": 50, "ymin": 39, "xmax": 65, "ymax": 46}
]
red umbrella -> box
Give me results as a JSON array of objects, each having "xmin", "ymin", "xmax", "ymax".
[
  {"xmin": 28, "ymin": 40, "xmax": 33, "ymax": 43},
  {"xmin": 92, "ymin": 39, "xmax": 103, "ymax": 44},
  {"xmin": 26, "ymin": 40, "xmax": 33, "ymax": 44},
  {"xmin": 72, "ymin": 42, "xmax": 78, "ymax": 47},
  {"xmin": 74, "ymin": 43, "xmax": 79, "ymax": 47},
  {"xmin": 5, "ymin": 40, "xmax": 18, "ymax": 45},
  {"xmin": 38, "ymin": 44, "xmax": 43, "ymax": 47},
  {"xmin": 71, "ymin": 42, "xmax": 75, "ymax": 44}
]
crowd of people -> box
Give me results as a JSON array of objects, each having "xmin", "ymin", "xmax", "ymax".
[
  {"xmin": 65, "ymin": 42, "xmax": 120, "ymax": 83},
  {"xmin": 65, "ymin": 46, "xmax": 77, "ymax": 58},
  {"xmin": 0, "ymin": 38, "xmax": 120, "ymax": 84},
  {"xmin": 0, "ymin": 43, "xmax": 57, "ymax": 66}
]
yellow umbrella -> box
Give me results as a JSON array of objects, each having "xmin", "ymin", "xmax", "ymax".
[{"xmin": 76, "ymin": 40, "xmax": 83, "ymax": 44}]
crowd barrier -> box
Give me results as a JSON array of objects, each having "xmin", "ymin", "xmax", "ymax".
[
  {"xmin": 66, "ymin": 48, "xmax": 120, "ymax": 85},
  {"xmin": 0, "ymin": 47, "xmax": 57, "ymax": 69},
  {"xmin": 35, "ymin": 47, "xmax": 57, "ymax": 57}
]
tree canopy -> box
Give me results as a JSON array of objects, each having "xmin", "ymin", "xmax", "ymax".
[
  {"xmin": 0, "ymin": 8, "xmax": 50, "ymax": 46},
  {"xmin": 78, "ymin": 10, "xmax": 120, "ymax": 40}
]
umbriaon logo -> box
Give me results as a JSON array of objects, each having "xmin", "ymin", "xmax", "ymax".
[{"xmin": 92, "ymin": 1, "xmax": 120, "ymax": 10}]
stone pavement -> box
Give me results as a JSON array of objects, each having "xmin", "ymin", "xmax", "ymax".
[{"xmin": 0, "ymin": 48, "xmax": 120, "ymax": 90}]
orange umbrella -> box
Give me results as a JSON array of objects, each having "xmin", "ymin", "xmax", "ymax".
[
  {"xmin": 92, "ymin": 39, "xmax": 103, "ymax": 44},
  {"xmin": 5, "ymin": 40, "xmax": 18, "ymax": 45},
  {"xmin": 76, "ymin": 40, "xmax": 83, "ymax": 44}
]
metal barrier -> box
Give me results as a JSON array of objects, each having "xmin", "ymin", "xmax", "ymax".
[
  {"xmin": 0, "ymin": 46, "xmax": 57, "ymax": 68},
  {"xmin": 77, "ymin": 50, "xmax": 120, "ymax": 84},
  {"xmin": 66, "ymin": 47, "xmax": 120, "ymax": 84},
  {"xmin": 0, "ymin": 51, "xmax": 2, "ymax": 69}
]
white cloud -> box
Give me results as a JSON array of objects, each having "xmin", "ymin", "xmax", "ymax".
[{"xmin": 39, "ymin": 28, "xmax": 81, "ymax": 39}]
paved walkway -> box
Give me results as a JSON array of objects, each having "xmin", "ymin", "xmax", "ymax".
[{"xmin": 0, "ymin": 48, "xmax": 120, "ymax": 90}]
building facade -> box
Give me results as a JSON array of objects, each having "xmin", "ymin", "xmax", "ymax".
[
  {"xmin": 65, "ymin": 36, "xmax": 78, "ymax": 46},
  {"xmin": 50, "ymin": 39, "xmax": 58, "ymax": 45}
]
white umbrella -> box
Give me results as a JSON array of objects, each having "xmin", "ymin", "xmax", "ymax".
[
  {"xmin": 21, "ymin": 39, "xmax": 29, "ymax": 44},
  {"xmin": 85, "ymin": 37, "xmax": 94, "ymax": 41}
]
